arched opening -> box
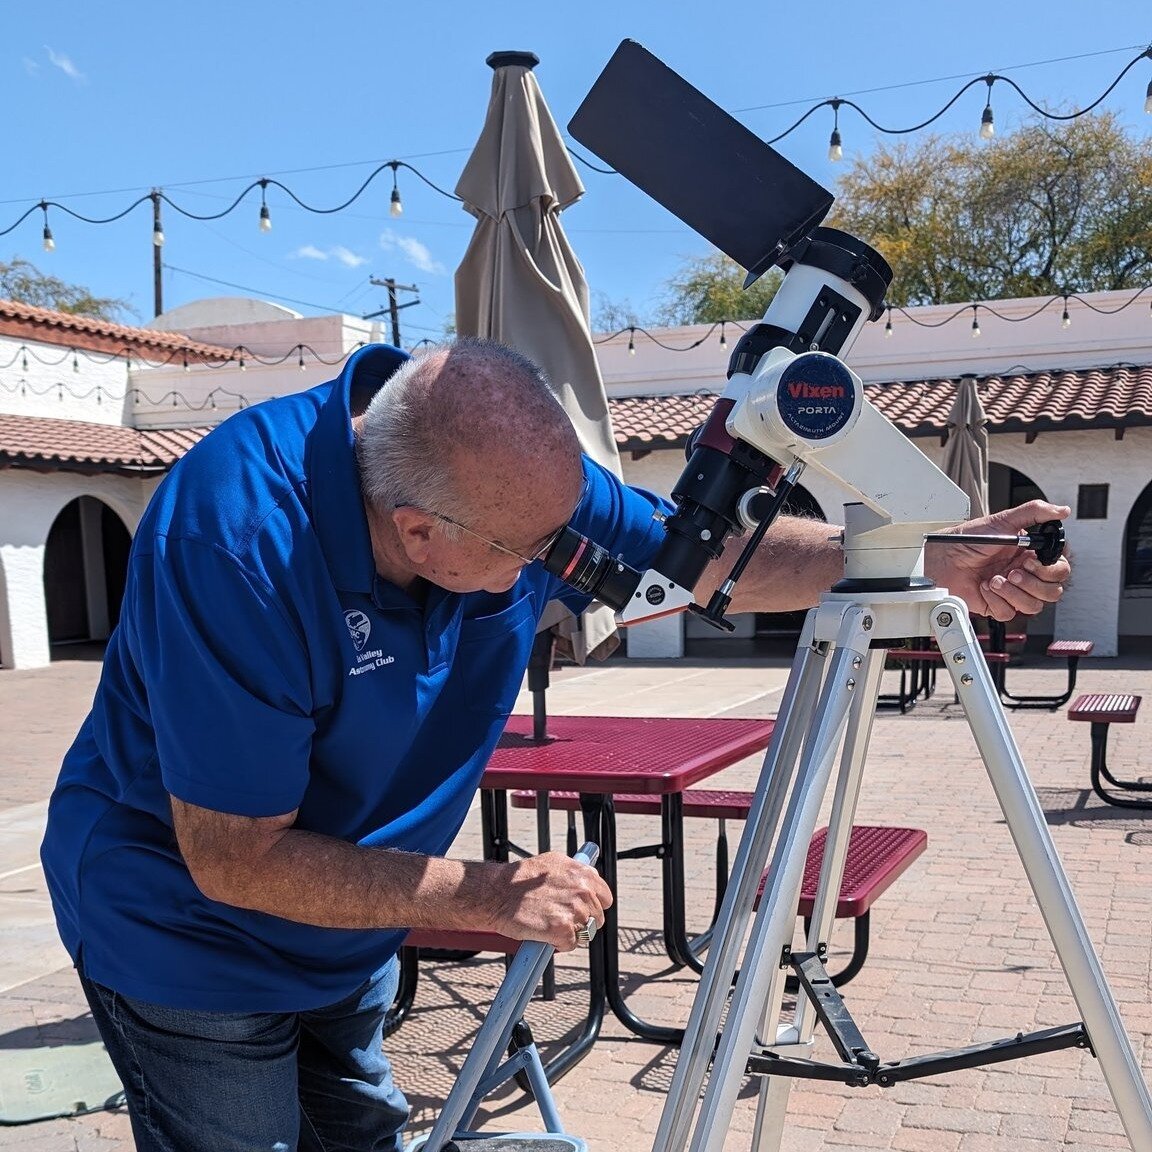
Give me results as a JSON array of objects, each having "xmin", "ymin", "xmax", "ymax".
[
  {"xmin": 1123, "ymin": 480, "xmax": 1152, "ymax": 590},
  {"xmin": 43, "ymin": 496, "xmax": 131, "ymax": 654},
  {"xmin": 1120, "ymin": 479, "xmax": 1152, "ymax": 652},
  {"xmin": 988, "ymin": 462, "xmax": 1046, "ymax": 513},
  {"xmin": 985, "ymin": 463, "xmax": 1055, "ymax": 643}
]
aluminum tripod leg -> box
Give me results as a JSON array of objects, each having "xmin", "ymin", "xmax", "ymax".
[
  {"xmin": 932, "ymin": 599, "xmax": 1152, "ymax": 1149},
  {"xmin": 688, "ymin": 605, "xmax": 876, "ymax": 1152},
  {"xmin": 652, "ymin": 609, "xmax": 828, "ymax": 1152},
  {"xmin": 652, "ymin": 587, "xmax": 1152, "ymax": 1152},
  {"xmin": 751, "ymin": 641, "xmax": 888, "ymax": 1152}
]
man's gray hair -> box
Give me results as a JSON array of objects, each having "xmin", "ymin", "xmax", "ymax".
[{"xmin": 355, "ymin": 338, "xmax": 561, "ymax": 517}]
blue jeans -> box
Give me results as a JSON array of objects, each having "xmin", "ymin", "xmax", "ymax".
[{"xmin": 80, "ymin": 959, "xmax": 409, "ymax": 1152}]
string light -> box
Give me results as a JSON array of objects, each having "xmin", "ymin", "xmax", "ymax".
[
  {"xmin": 2, "ymin": 285, "xmax": 1147, "ymax": 388},
  {"xmin": 388, "ymin": 161, "xmax": 403, "ymax": 218},
  {"xmin": 40, "ymin": 203, "xmax": 54, "ymax": 253},
  {"xmin": 752, "ymin": 45, "xmax": 1152, "ymax": 152},
  {"xmin": 258, "ymin": 179, "xmax": 272, "ymax": 233},
  {"xmin": 979, "ymin": 77, "xmax": 996, "ymax": 140},
  {"xmin": 828, "ymin": 99, "xmax": 843, "ymax": 162},
  {"xmin": 1, "ymin": 47, "xmax": 1145, "ymax": 268}
]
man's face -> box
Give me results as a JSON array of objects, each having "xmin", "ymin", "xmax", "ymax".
[{"xmin": 417, "ymin": 461, "xmax": 585, "ymax": 595}]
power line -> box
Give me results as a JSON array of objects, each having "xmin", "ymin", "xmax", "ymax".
[{"xmin": 162, "ymin": 264, "xmax": 353, "ymax": 314}]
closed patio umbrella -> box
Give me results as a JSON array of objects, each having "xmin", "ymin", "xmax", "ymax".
[
  {"xmin": 455, "ymin": 51, "xmax": 621, "ymax": 672},
  {"xmin": 941, "ymin": 374, "xmax": 989, "ymax": 521}
]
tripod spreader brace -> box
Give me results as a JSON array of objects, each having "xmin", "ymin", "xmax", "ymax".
[{"xmin": 744, "ymin": 948, "xmax": 1092, "ymax": 1089}]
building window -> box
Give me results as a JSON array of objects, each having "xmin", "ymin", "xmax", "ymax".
[
  {"xmin": 1125, "ymin": 482, "xmax": 1152, "ymax": 589},
  {"xmin": 1077, "ymin": 484, "xmax": 1109, "ymax": 520}
]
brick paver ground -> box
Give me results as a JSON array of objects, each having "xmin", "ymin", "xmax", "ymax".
[{"xmin": 1, "ymin": 643, "xmax": 1150, "ymax": 1150}]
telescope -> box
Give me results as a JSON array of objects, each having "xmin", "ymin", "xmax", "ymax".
[
  {"xmin": 542, "ymin": 39, "xmax": 1062, "ymax": 629},
  {"xmin": 538, "ymin": 39, "xmax": 1152, "ymax": 1152}
]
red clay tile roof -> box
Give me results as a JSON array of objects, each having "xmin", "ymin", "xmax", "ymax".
[
  {"xmin": 0, "ymin": 413, "xmax": 211, "ymax": 476},
  {"xmin": 0, "ymin": 299, "xmax": 232, "ymax": 362},
  {"xmin": 611, "ymin": 365, "xmax": 1152, "ymax": 451},
  {"xmin": 2, "ymin": 364, "xmax": 1150, "ymax": 474},
  {"xmin": 870, "ymin": 365, "xmax": 1152, "ymax": 439}
]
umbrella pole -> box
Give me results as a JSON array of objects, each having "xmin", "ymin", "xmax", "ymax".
[{"xmin": 528, "ymin": 631, "xmax": 555, "ymax": 743}]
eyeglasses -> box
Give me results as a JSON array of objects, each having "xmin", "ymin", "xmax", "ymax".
[{"xmin": 427, "ymin": 509, "xmax": 566, "ymax": 567}]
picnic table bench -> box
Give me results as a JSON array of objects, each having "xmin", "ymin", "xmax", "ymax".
[
  {"xmin": 513, "ymin": 789, "xmax": 927, "ymax": 987},
  {"xmin": 1067, "ymin": 693, "xmax": 1145, "ymax": 808}
]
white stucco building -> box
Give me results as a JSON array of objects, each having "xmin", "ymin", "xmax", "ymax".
[{"xmin": 0, "ymin": 290, "xmax": 1149, "ymax": 669}]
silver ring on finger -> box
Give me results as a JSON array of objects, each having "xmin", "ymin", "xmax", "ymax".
[{"xmin": 574, "ymin": 914, "xmax": 597, "ymax": 947}]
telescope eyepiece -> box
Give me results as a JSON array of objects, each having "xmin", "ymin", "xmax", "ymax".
[{"xmin": 541, "ymin": 527, "xmax": 642, "ymax": 612}]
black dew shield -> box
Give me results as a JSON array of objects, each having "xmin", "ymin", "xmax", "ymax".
[{"xmin": 568, "ymin": 39, "xmax": 835, "ymax": 285}]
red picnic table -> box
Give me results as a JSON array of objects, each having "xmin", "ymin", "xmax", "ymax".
[{"xmin": 478, "ymin": 713, "xmax": 776, "ymax": 1054}]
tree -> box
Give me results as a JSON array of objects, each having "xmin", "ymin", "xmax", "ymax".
[
  {"xmin": 827, "ymin": 112, "xmax": 1152, "ymax": 306},
  {"xmin": 592, "ymin": 289, "xmax": 644, "ymax": 334},
  {"xmin": 653, "ymin": 252, "xmax": 782, "ymax": 326},
  {"xmin": 0, "ymin": 258, "xmax": 131, "ymax": 322}
]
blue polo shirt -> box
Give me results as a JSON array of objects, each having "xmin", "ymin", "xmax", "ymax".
[{"xmin": 41, "ymin": 344, "xmax": 669, "ymax": 1012}]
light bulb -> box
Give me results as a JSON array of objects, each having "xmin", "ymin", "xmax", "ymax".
[
  {"xmin": 1145, "ymin": 79, "xmax": 1152, "ymax": 115},
  {"xmin": 390, "ymin": 186, "xmax": 403, "ymax": 218},
  {"xmin": 628, "ymin": 330, "xmax": 636, "ymax": 356},
  {"xmin": 42, "ymin": 225, "xmax": 55, "ymax": 252},
  {"xmin": 718, "ymin": 325, "xmax": 727, "ymax": 350},
  {"xmin": 259, "ymin": 204, "xmax": 272, "ymax": 233},
  {"xmin": 980, "ymin": 104, "xmax": 995, "ymax": 140},
  {"xmin": 884, "ymin": 314, "xmax": 893, "ymax": 338},
  {"xmin": 153, "ymin": 226, "xmax": 165, "ymax": 247},
  {"xmin": 971, "ymin": 315, "xmax": 981, "ymax": 338},
  {"xmin": 1061, "ymin": 304, "xmax": 1071, "ymax": 329},
  {"xmin": 828, "ymin": 128, "xmax": 843, "ymax": 162}
]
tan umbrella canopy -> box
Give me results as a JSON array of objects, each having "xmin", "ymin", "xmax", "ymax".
[
  {"xmin": 941, "ymin": 374, "xmax": 989, "ymax": 521},
  {"xmin": 455, "ymin": 50, "xmax": 621, "ymax": 666}
]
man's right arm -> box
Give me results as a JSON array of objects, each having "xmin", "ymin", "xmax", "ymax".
[{"xmin": 169, "ymin": 796, "xmax": 611, "ymax": 952}]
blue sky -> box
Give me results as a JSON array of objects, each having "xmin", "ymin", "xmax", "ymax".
[{"xmin": 3, "ymin": 1, "xmax": 1149, "ymax": 343}]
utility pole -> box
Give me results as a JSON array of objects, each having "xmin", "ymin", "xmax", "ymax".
[
  {"xmin": 365, "ymin": 277, "xmax": 419, "ymax": 347},
  {"xmin": 151, "ymin": 191, "xmax": 164, "ymax": 318}
]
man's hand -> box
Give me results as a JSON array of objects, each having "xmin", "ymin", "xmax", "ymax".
[
  {"xmin": 925, "ymin": 499, "xmax": 1072, "ymax": 621},
  {"xmin": 492, "ymin": 852, "xmax": 614, "ymax": 952}
]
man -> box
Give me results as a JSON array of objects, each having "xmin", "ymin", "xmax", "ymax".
[{"xmin": 41, "ymin": 338, "xmax": 1070, "ymax": 1151}]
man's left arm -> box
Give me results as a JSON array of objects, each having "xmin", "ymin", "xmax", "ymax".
[{"xmin": 694, "ymin": 499, "xmax": 1071, "ymax": 621}]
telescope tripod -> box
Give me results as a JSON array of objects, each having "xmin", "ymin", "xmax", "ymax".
[{"xmin": 653, "ymin": 585, "xmax": 1152, "ymax": 1152}]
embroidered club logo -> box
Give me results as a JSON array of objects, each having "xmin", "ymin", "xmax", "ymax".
[{"xmin": 344, "ymin": 610, "xmax": 372, "ymax": 652}]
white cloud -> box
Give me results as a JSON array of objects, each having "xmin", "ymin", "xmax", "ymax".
[
  {"xmin": 331, "ymin": 245, "xmax": 367, "ymax": 268},
  {"xmin": 293, "ymin": 244, "xmax": 330, "ymax": 261},
  {"xmin": 291, "ymin": 244, "xmax": 366, "ymax": 267},
  {"xmin": 45, "ymin": 47, "xmax": 84, "ymax": 82},
  {"xmin": 23, "ymin": 57, "xmax": 39, "ymax": 75},
  {"xmin": 379, "ymin": 230, "xmax": 445, "ymax": 275}
]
